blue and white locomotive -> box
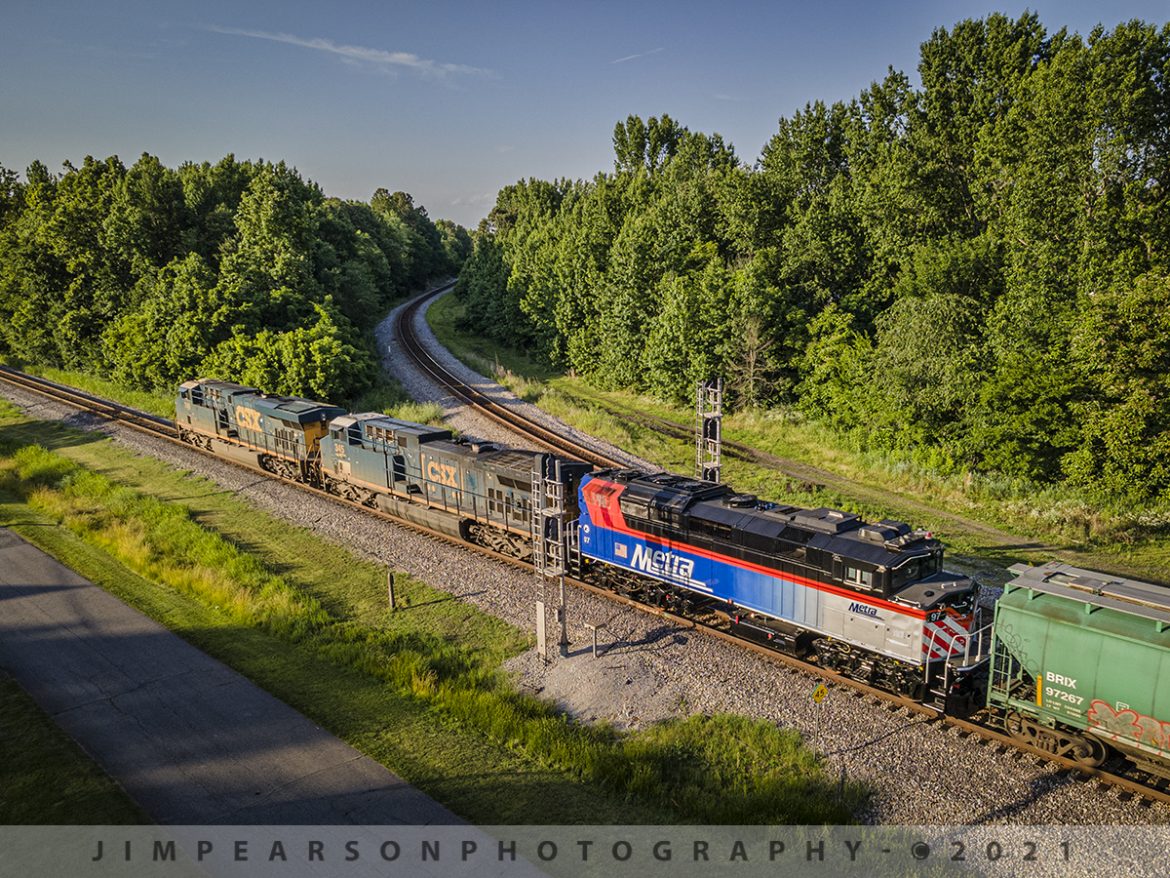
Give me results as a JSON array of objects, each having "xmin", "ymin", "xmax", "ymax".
[{"xmin": 578, "ymin": 469, "xmax": 980, "ymax": 700}]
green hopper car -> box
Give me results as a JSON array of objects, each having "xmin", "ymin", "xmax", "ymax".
[{"xmin": 987, "ymin": 561, "xmax": 1170, "ymax": 776}]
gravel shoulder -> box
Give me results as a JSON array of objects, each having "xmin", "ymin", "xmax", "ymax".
[{"xmin": 1, "ymin": 377, "xmax": 1165, "ymax": 826}]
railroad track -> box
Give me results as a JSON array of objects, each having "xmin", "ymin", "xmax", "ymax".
[
  {"xmin": 1, "ymin": 360, "xmax": 1168, "ymax": 810},
  {"xmin": 395, "ymin": 287, "xmax": 623, "ymax": 468},
  {"xmin": 0, "ymin": 366, "xmax": 179, "ymax": 440}
]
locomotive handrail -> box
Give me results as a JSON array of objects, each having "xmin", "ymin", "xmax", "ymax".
[
  {"xmin": 6, "ymin": 362, "xmax": 1170, "ymax": 805},
  {"xmin": 923, "ymin": 617, "xmax": 994, "ymax": 687}
]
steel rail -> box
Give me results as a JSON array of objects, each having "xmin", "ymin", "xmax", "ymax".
[
  {"xmin": 395, "ymin": 287, "xmax": 623, "ymax": 468},
  {"xmin": 2, "ymin": 362, "xmax": 1168, "ymax": 808}
]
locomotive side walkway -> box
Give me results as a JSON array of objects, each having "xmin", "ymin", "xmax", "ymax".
[{"xmin": 0, "ymin": 527, "xmax": 461, "ymax": 825}]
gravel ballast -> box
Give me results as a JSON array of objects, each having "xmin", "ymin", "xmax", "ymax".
[{"xmin": 3, "ymin": 367, "xmax": 1166, "ymax": 825}]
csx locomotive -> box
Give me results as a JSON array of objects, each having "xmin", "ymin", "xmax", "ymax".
[
  {"xmin": 175, "ymin": 378, "xmax": 1170, "ymax": 775},
  {"xmin": 175, "ymin": 378, "xmax": 981, "ymax": 702}
]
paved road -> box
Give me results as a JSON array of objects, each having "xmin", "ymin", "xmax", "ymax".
[{"xmin": 0, "ymin": 527, "xmax": 463, "ymax": 825}]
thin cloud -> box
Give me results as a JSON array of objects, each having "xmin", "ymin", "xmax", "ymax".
[
  {"xmin": 205, "ymin": 25, "xmax": 492, "ymax": 78},
  {"xmin": 451, "ymin": 192, "xmax": 497, "ymax": 207},
  {"xmin": 610, "ymin": 47, "xmax": 664, "ymax": 65}
]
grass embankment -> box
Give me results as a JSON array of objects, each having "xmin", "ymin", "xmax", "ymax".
[
  {"xmin": 0, "ymin": 402, "xmax": 859, "ymax": 823},
  {"xmin": 0, "ymin": 355, "xmax": 446, "ymax": 429},
  {"xmin": 427, "ymin": 293, "xmax": 1170, "ymax": 581},
  {"xmin": 0, "ymin": 672, "xmax": 147, "ymax": 824},
  {"xmin": 0, "ymin": 356, "xmax": 176, "ymax": 418}
]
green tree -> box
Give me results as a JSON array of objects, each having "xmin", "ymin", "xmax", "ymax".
[
  {"xmin": 612, "ymin": 114, "xmax": 685, "ymax": 175},
  {"xmin": 1064, "ymin": 272, "xmax": 1170, "ymax": 500},
  {"xmin": 102, "ymin": 254, "xmax": 221, "ymax": 390},
  {"xmin": 201, "ymin": 300, "xmax": 375, "ymax": 401}
]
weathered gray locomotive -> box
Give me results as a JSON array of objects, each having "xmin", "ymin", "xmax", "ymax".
[
  {"xmin": 175, "ymin": 377, "xmax": 1170, "ymax": 776},
  {"xmin": 177, "ymin": 379, "xmax": 589, "ymax": 555}
]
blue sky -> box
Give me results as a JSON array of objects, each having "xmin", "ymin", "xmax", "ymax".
[{"xmin": 2, "ymin": 1, "xmax": 1167, "ymax": 227}]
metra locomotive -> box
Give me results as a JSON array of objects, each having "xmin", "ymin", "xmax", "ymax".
[
  {"xmin": 578, "ymin": 469, "xmax": 979, "ymax": 700},
  {"xmin": 174, "ymin": 378, "xmax": 1170, "ymax": 777},
  {"xmin": 175, "ymin": 377, "xmax": 981, "ymax": 704}
]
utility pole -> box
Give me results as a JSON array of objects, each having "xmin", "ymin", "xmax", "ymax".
[{"xmin": 695, "ymin": 378, "xmax": 723, "ymax": 483}]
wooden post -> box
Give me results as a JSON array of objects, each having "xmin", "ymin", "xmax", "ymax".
[
  {"xmin": 585, "ymin": 621, "xmax": 606, "ymax": 658},
  {"xmin": 387, "ymin": 569, "xmax": 396, "ymax": 610},
  {"xmin": 558, "ymin": 576, "xmax": 569, "ymax": 657},
  {"xmin": 536, "ymin": 600, "xmax": 547, "ymax": 661}
]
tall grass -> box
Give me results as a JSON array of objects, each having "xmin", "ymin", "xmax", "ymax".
[
  {"xmin": 2, "ymin": 442, "xmax": 859, "ymax": 823},
  {"xmin": 385, "ymin": 400, "xmax": 446, "ymax": 426},
  {"xmin": 348, "ymin": 376, "xmax": 446, "ymax": 426},
  {"xmin": 428, "ymin": 295, "xmax": 1170, "ymax": 560}
]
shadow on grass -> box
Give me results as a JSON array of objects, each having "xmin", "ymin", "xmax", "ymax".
[
  {"xmin": 0, "ymin": 421, "xmax": 106, "ymax": 455},
  {"xmin": 0, "ymin": 598, "xmax": 675, "ymax": 824}
]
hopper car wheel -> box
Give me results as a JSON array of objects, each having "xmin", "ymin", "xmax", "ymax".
[{"xmin": 1004, "ymin": 711, "xmax": 1108, "ymax": 767}]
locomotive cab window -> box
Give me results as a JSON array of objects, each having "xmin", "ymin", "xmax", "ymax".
[
  {"xmin": 618, "ymin": 495, "xmax": 651, "ymax": 524},
  {"xmin": 844, "ymin": 566, "xmax": 875, "ymax": 589},
  {"xmin": 892, "ymin": 557, "xmax": 925, "ymax": 589}
]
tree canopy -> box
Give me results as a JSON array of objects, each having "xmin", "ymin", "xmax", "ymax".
[
  {"xmin": 0, "ymin": 154, "xmax": 467, "ymax": 401},
  {"xmin": 456, "ymin": 15, "xmax": 1170, "ymax": 503}
]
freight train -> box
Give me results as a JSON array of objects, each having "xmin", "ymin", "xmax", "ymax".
[{"xmin": 175, "ymin": 378, "xmax": 1170, "ymax": 777}]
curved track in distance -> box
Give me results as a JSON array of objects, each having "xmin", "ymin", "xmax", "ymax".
[
  {"xmin": 395, "ymin": 287, "xmax": 623, "ymax": 468},
  {"xmin": 1, "ymin": 362, "xmax": 1168, "ymax": 809}
]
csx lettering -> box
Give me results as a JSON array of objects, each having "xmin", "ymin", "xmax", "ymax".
[
  {"xmin": 1045, "ymin": 672, "xmax": 1078, "ymax": 689},
  {"xmin": 234, "ymin": 407, "xmax": 263, "ymax": 432},
  {"xmin": 425, "ymin": 460, "xmax": 459, "ymax": 488}
]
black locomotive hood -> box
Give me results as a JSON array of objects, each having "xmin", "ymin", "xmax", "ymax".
[{"xmin": 892, "ymin": 571, "xmax": 975, "ymax": 610}]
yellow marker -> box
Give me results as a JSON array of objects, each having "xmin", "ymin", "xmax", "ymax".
[
  {"xmin": 812, "ymin": 684, "xmax": 828, "ymax": 704},
  {"xmin": 1036, "ymin": 674, "xmax": 1043, "ymax": 707}
]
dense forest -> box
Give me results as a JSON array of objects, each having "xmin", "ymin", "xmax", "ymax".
[
  {"xmin": 456, "ymin": 14, "xmax": 1170, "ymax": 504},
  {"xmin": 0, "ymin": 155, "xmax": 471, "ymax": 401}
]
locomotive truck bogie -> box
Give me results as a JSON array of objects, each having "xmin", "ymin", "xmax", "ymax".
[{"xmin": 578, "ymin": 469, "xmax": 981, "ymax": 701}]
